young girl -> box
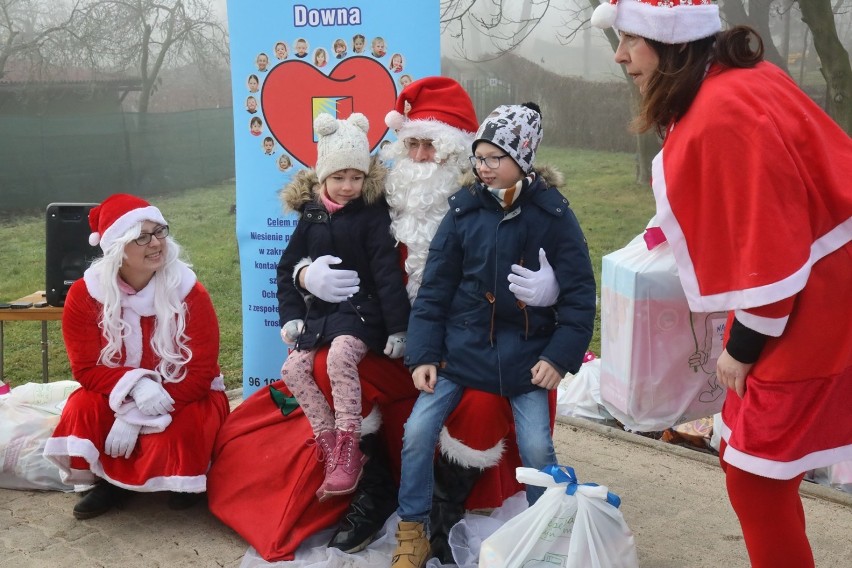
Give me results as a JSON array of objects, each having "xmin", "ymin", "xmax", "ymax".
[
  {"xmin": 389, "ymin": 53, "xmax": 403, "ymax": 73},
  {"xmin": 276, "ymin": 113, "xmax": 410, "ymax": 501},
  {"xmin": 592, "ymin": 2, "xmax": 852, "ymax": 567},
  {"xmin": 314, "ymin": 48, "xmax": 327, "ymax": 68},
  {"xmin": 390, "ymin": 103, "xmax": 596, "ymax": 567},
  {"xmin": 333, "ymin": 38, "xmax": 347, "ymax": 59}
]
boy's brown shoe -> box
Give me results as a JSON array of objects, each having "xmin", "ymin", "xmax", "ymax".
[{"xmin": 391, "ymin": 521, "xmax": 431, "ymax": 568}]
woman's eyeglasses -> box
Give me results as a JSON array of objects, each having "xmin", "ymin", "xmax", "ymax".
[
  {"xmin": 469, "ymin": 155, "xmax": 509, "ymax": 169},
  {"xmin": 134, "ymin": 225, "xmax": 169, "ymax": 246}
]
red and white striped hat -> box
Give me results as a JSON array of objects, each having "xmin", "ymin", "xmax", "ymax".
[{"xmin": 591, "ymin": 0, "xmax": 721, "ymax": 45}]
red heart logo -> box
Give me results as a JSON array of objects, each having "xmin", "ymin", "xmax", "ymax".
[{"xmin": 261, "ymin": 56, "xmax": 396, "ymax": 168}]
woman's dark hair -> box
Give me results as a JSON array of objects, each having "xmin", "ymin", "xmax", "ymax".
[{"xmin": 634, "ymin": 25, "xmax": 764, "ymax": 135}]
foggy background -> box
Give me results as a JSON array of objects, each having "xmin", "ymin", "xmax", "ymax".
[{"xmin": 1, "ymin": 0, "xmax": 850, "ymax": 211}]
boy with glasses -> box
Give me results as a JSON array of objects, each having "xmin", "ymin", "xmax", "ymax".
[{"xmin": 391, "ymin": 103, "xmax": 597, "ymax": 568}]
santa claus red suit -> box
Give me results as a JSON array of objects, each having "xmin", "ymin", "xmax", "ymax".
[
  {"xmin": 208, "ymin": 78, "xmax": 558, "ymax": 562},
  {"xmin": 44, "ymin": 194, "xmax": 229, "ymax": 498}
]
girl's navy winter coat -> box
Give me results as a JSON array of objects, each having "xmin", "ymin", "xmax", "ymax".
[
  {"xmin": 404, "ymin": 167, "xmax": 596, "ymax": 397},
  {"xmin": 276, "ymin": 158, "xmax": 410, "ymax": 353}
]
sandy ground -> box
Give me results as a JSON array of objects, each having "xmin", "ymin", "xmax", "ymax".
[{"xmin": 1, "ymin": 415, "xmax": 850, "ymax": 568}]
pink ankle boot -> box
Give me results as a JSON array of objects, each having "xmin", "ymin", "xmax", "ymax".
[
  {"xmin": 322, "ymin": 427, "xmax": 368, "ymax": 498},
  {"xmin": 312, "ymin": 430, "xmax": 337, "ymax": 500}
]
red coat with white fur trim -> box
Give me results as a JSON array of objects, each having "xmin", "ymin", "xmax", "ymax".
[
  {"xmin": 44, "ymin": 263, "xmax": 229, "ymax": 492},
  {"xmin": 653, "ymin": 61, "xmax": 852, "ymax": 479}
]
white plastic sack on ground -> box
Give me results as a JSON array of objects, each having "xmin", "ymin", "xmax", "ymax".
[
  {"xmin": 479, "ymin": 466, "xmax": 638, "ymax": 568},
  {"xmin": 0, "ymin": 380, "xmax": 80, "ymax": 491},
  {"xmin": 600, "ymin": 232, "xmax": 727, "ymax": 432},
  {"xmin": 806, "ymin": 460, "xmax": 852, "ymax": 494},
  {"xmin": 238, "ymin": 494, "xmax": 531, "ymax": 568},
  {"xmin": 556, "ymin": 357, "xmax": 614, "ymax": 423}
]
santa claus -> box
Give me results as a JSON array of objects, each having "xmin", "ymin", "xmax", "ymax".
[{"xmin": 207, "ymin": 77, "xmax": 559, "ymax": 564}]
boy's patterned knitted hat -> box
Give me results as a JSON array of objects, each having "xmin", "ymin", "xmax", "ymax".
[
  {"xmin": 473, "ymin": 103, "xmax": 542, "ymax": 174},
  {"xmin": 590, "ymin": 0, "xmax": 721, "ymax": 44},
  {"xmin": 88, "ymin": 193, "xmax": 167, "ymax": 250},
  {"xmin": 314, "ymin": 112, "xmax": 371, "ymax": 183}
]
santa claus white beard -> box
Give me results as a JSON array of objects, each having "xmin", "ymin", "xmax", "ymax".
[{"xmin": 385, "ymin": 159, "xmax": 465, "ymax": 303}]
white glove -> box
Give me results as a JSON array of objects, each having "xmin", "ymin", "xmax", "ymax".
[
  {"xmin": 130, "ymin": 377, "xmax": 174, "ymax": 416},
  {"xmin": 280, "ymin": 319, "xmax": 304, "ymax": 346},
  {"xmin": 104, "ymin": 418, "xmax": 142, "ymax": 459},
  {"xmin": 303, "ymin": 255, "xmax": 360, "ymax": 303},
  {"xmin": 384, "ymin": 332, "xmax": 407, "ymax": 359},
  {"xmin": 508, "ymin": 248, "xmax": 559, "ymax": 307}
]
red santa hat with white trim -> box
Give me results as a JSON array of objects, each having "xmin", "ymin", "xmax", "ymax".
[
  {"xmin": 591, "ymin": 0, "xmax": 721, "ymax": 44},
  {"xmin": 88, "ymin": 193, "xmax": 167, "ymax": 250},
  {"xmin": 385, "ymin": 76, "xmax": 479, "ymax": 161}
]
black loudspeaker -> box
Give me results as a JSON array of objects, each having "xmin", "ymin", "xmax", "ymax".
[{"xmin": 46, "ymin": 203, "xmax": 101, "ymax": 307}]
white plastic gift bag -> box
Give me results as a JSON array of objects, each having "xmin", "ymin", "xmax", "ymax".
[
  {"xmin": 0, "ymin": 380, "xmax": 80, "ymax": 491},
  {"xmin": 479, "ymin": 466, "xmax": 638, "ymax": 568},
  {"xmin": 556, "ymin": 353, "xmax": 615, "ymax": 423},
  {"xmin": 600, "ymin": 230, "xmax": 727, "ymax": 431}
]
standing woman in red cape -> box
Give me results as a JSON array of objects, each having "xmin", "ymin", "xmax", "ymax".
[
  {"xmin": 44, "ymin": 193, "xmax": 230, "ymax": 518},
  {"xmin": 592, "ymin": 2, "xmax": 852, "ymax": 566}
]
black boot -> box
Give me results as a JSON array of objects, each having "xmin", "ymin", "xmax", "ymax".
[
  {"xmin": 429, "ymin": 453, "xmax": 483, "ymax": 564},
  {"xmin": 73, "ymin": 481, "xmax": 131, "ymax": 520},
  {"xmin": 327, "ymin": 433, "xmax": 399, "ymax": 553}
]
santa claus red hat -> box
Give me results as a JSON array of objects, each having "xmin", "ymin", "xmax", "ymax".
[
  {"xmin": 385, "ymin": 76, "xmax": 479, "ymax": 143},
  {"xmin": 591, "ymin": 0, "xmax": 721, "ymax": 45},
  {"xmin": 88, "ymin": 193, "xmax": 168, "ymax": 250}
]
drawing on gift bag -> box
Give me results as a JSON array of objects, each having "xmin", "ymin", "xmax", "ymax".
[
  {"xmin": 522, "ymin": 552, "xmax": 568, "ymax": 567},
  {"xmin": 688, "ymin": 312, "xmax": 727, "ymax": 403}
]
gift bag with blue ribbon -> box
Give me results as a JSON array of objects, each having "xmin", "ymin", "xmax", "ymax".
[{"xmin": 478, "ymin": 465, "xmax": 639, "ymax": 568}]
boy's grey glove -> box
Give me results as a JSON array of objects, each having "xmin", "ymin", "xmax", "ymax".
[
  {"xmin": 281, "ymin": 319, "xmax": 304, "ymax": 346},
  {"xmin": 104, "ymin": 418, "xmax": 142, "ymax": 458},
  {"xmin": 130, "ymin": 377, "xmax": 174, "ymax": 416},
  {"xmin": 508, "ymin": 248, "xmax": 559, "ymax": 307},
  {"xmin": 303, "ymin": 255, "xmax": 360, "ymax": 303},
  {"xmin": 383, "ymin": 332, "xmax": 407, "ymax": 359}
]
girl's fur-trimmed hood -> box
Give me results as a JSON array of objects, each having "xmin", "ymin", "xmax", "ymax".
[
  {"xmin": 462, "ymin": 162, "xmax": 565, "ymax": 190},
  {"xmin": 280, "ymin": 155, "xmax": 388, "ymax": 213}
]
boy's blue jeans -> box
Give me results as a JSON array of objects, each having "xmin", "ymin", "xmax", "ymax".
[{"xmin": 396, "ymin": 375, "xmax": 557, "ymax": 524}]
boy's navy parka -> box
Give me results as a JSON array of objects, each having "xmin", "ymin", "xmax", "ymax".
[
  {"xmin": 404, "ymin": 166, "xmax": 596, "ymax": 397},
  {"xmin": 276, "ymin": 157, "xmax": 410, "ymax": 353}
]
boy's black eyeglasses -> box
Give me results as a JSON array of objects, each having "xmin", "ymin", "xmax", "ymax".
[
  {"xmin": 134, "ymin": 225, "xmax": 169, "ymax": 246},
  {"xmin": 469, "ymin": 155, "xmax": 509, "ymax": 169}
]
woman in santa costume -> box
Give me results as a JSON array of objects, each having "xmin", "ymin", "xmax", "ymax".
[
  {"xmin": 592, "ymin": 2, "xmax": 852, "ymax": 566},
  {"xmin": 207, "ymin": 77, "xmax": 561, "ymax": 563},
  {"xmin": 44, "ymin": 193, "xmax": 230, "ymax": 519}
]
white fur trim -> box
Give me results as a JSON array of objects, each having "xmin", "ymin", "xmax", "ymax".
[
  {"xmin": 361, "ymin": 405, "xmax": 382, "ymax": 436},
  {"xmin": 43, "ymin": 434, "xmax": 207, "ymax": 492},
  {"xmin": 609, "ymin": 2, "xmax": 721, "ymax": 44},
  {"xmin": 438, "ymin": 427, "xmax": 506, "ymax": 469},
  {"xmin": 292, "ymin": 256, "xmax": 313, "ymax": 292},
  {"xmin": 109, "ymin": 368, "xmax": 160, "ymax": 412},
  {"xmin": 210, "ymin": 374, "xmax": 226, "ymax": 391},
  {"xmin": 385, "ymin": 110, "xmax": 406, "ymax": 131},
  {"xmin": 734, "ymin": 309, "xmax": 788, "ymax": 338},
  {"xmin": 98, "ymin": 205, "xmax": 167, "ymax": 251},
  {"xmin": 89, "ymin": 232, "xmax": 101, "ymax": 247},
  {"xmin": 590, "ymin": 3, "xmax": 617, "ymax": 28}
]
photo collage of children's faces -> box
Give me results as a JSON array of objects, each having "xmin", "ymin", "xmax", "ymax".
[{"xmin": 246, "ymin": 33, "xmax": 414, "ymax": 170}]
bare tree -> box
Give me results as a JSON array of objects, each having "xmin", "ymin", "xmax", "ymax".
[
  {"xmin": 70, "ymin": 0, "xmax": 228, "ymax": 112},
  {"xmin": 0, "ymin": 0, "xmax": 81, "ymax": 80},
  {"xmin": 798, "ymin": 0, "xmax": 852, "ymax": 132}
]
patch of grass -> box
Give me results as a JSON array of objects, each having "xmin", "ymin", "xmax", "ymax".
[{"xmin": 0, "ymin": 146, "xmax": 656, "ymax": 389}]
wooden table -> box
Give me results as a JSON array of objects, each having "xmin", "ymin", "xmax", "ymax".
[{"xmin": 0, "ymin": 291, "xmax": 63, "ymax": 383}]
